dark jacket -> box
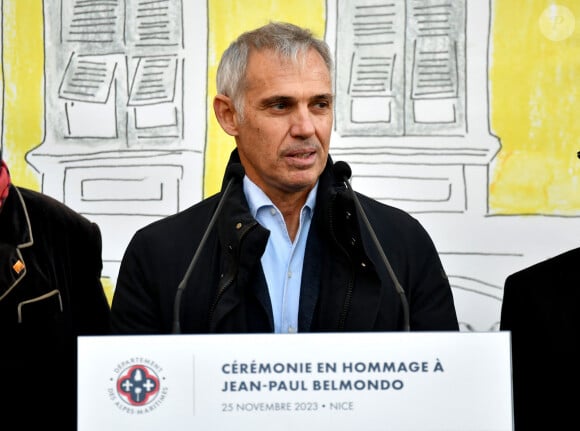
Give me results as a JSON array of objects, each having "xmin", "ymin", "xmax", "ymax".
[
  {"xmin": 112, "ymin": 150, "xmax": 458, "ymax": 333},
  {"xmin": 500, "ymin": 247, "xmax": 580, "ymax": 431},
  {"xmin": 0, "ymin": 185, "xmax": 112, "ymax": 430}
]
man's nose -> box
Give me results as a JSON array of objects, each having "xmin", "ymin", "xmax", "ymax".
[{"xmin": 289, "ymin": 106, "xmax": 316, "ymax": 138}]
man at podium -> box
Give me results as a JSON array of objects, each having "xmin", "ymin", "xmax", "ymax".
[{"xmin": 111, "ymin": 22, "xmax": 458, "ymax": 335}]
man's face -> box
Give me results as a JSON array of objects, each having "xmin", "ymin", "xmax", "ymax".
[{"xmin": 234, "ymin": 48, "xmax": 333, "ymax": 201}]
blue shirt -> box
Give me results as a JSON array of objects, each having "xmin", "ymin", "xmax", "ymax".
[{"xmin": 243, "ymin": 176, "xmax": 318, "ymax": 334}]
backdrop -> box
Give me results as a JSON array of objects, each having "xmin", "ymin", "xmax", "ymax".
[{"xmin": 2, "ymin": 0, "xmax": 580, "ymax": 331}]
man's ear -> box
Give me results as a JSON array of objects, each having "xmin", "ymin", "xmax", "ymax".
[{"xmin": 213, "ymin": 95, "xmax": 239, "ymax": 136}]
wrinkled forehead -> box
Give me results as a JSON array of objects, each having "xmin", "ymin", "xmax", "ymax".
[
  {"xmin": 247, "ymin": 46, "xmax": 329, "ymax": 76},
  {"xmin": 244, "ymin": 48, "xmax": 331, "ymax": 91},
  {"xmin": 248, "ymin": 46, "xmax": 295, "ymax": 65}
]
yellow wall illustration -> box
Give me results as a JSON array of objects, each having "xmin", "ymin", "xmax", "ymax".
[
  {"xmin": 3, "ymin": 0, "xmax": 580, "ymax": 212},
  {"xmin": 490, "ymin": 0, "xmax": 580, "ymax": 214},
  {"xmin": 1, "ymin": 0, "xmax": 43, "ymax": 190},
  {"xmin": 2, "ymin": 0, "xmax": 580, "ymax": 327}
]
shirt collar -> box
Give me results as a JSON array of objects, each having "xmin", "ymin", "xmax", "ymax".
[{"xmin": 243, "ymin": 176, "xmax": 318, "ymax": 218}]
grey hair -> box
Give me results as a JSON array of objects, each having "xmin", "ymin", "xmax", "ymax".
[{"xmin": 216, "ymin": 21, "xmax": 334, "ymax": 118}]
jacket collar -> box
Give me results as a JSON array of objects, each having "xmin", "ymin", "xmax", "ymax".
[
  {"xmin": 1, "ymin": 186, "xmax": 33, "ymax": 247},
  {"xmin": 0, "ymin": 186, "xmax": 33, "ymax": 301}
]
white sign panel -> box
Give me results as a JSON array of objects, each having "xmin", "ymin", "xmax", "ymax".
[{"xmin": 78, "ymin": 332, "xmax": 513, "ymax": 431}]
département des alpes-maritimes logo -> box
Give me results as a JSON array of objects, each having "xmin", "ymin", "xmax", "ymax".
[{"xmin": 109, "ymin": 359, "xmax": 169, "ymax": 414}]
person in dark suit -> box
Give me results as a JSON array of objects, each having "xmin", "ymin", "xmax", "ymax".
[
  {"xmin": 0, "ymin": 157, "xmax": 112, "ymax": 430},
  {"xmin": 500, "ymin": 247, "xmax": 580, "ymax": 430},
  {"xmin": 111, "ymin": 22, "xmax": 458, "ymax": 334}
]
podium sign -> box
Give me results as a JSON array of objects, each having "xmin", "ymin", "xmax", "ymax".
[{"xmin": 78, "ymin": 332, "xmax": 513, "ymax": 431}]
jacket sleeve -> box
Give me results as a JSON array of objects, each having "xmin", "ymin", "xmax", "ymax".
[
  {"xmin": 365, "ymin": 198, "xmax": 459, "ymax": 331},
  {"xmin": 71, "ymin": 220, "xmax": 112, "ymax": 334},
  {"xmin": 408, "ymin": 219, "xmax": 458, "ymax": 330},
  {"xmin": 111, "ymin": 229, "xmax": 169, "ymax": 334}
]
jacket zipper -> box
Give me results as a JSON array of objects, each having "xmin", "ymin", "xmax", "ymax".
[
  {"xmin": 328, "ymin": 195, "xmax": 356, "ymax": 330},
  {"xmin": 207, "ymin": 221, "xmax": 258, "ymax": 328}
]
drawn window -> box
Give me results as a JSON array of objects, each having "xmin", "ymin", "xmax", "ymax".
[
  {"xmin": 53, "ymin": 0, "xmax": 184, "ymax": 143},
  {"xmin": 336, "ymin": 0, "xmax": 466, "ymax": 137}
]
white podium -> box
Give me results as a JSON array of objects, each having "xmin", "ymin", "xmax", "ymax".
[{"xmin": 78, "ymin": 332, "xmax": 513, "ymax": 431}]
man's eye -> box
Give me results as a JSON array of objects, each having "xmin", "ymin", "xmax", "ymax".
[
  {"xmin": 272, "ymin": 102, "xmax": 287, "ymax": 110},
  {"xmin": 312, "ymin": 101, "xmax": 331, "ymax": 110}
]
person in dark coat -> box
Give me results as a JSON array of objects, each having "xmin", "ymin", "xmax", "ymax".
[
  {"xmin": 111, "ymin": 22, "xmax": 458, "ymax": 334},
  {"xmin": 500, "ymin": 247, "xmax": 580, "ymax": 431},
  {"xmin": 0, "ymin": 157, "xmax": 112, "ymax": 430}
]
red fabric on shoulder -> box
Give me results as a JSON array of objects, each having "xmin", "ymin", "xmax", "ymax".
[{"xmin": 0, "ymin": 160, "xmax": 11, "ymax": 211}]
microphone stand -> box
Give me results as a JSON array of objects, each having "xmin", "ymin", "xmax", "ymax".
[
  {"xmin": 171, "ymin": 164, "xmax": 244, "ymax": 334},
  {"xmin": 335, "ymin": 161, "xmax": 411, "ymax": 331}
]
